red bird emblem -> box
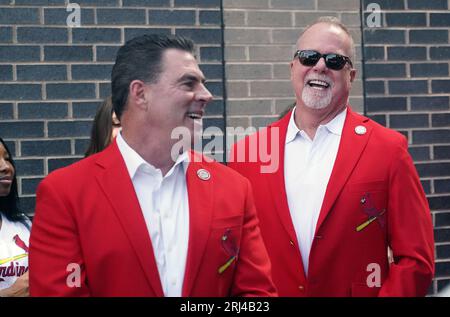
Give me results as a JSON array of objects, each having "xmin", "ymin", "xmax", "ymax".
[
  {"xmin": 13, "ymin": 234, "xmax": 29, "ymax": 253},
  {"xmin": 356, "ymin": 193, "xmax": 386, "ymax": 232}
]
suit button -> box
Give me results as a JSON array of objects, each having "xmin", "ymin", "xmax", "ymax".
[
  {"xmin": 290, "ymin": 240, "xmax": 295, "ymax": 246},
  {"xmin": 298, "ymin": 285, "xmax": 305, "ymax": 291}
]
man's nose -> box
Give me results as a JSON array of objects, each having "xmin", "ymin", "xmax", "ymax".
[
  {"xmin": 312, "ymin": 56, "xmax": 328, "ymax": 72},
  {"xmin": 197, "ymin": 84, "xmax": 213, "ymax": 103}
]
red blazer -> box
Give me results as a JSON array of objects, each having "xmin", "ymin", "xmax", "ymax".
[
  {"xmin": 229, "ymin": 107, "xmax": 434, "ymax": 297},
  {"xmin": 29, "ymin": 141, "xmax": 277, "ymax": 297}
]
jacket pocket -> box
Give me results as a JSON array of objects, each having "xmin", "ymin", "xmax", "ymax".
[
  {"xmin": 211, "ymin": 214, "xmax": 243, "ymax": 229},
  {"xmin": 347, "ymin": 180, "xmax": 387, "ymax": 193}
]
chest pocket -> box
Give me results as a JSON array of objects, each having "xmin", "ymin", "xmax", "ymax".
[
  {"xmin": 211, "ymin": 215, "xmax": 243, "ymax": 229},
  {"xmin": 346, "ymin": 180, "xmax": 387, "ymax": 194},
  {"xmin": 346, "ymin": 181, "xmax": 388, "ymax": 234}
]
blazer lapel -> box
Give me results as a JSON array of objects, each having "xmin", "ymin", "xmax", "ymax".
[
  {"xmin": 182, "ymin": 151, "xmax": 213, "ymax": 297},
  {"xmin": 95, "ymin": 141, "xmax": 164, "ymax": 297},
  {"xmin": 314, "ymin": 107, "xmax": 372, "ymax": 234},
  {"xmin": 266, "ymin": 112, "xmax": 300, "ymax": 247}
]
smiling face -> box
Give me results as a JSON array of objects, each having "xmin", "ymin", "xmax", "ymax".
[
  {"xmin": 144, "ymin": 48, "xmax": 213, "ymax": 140},
  {"xmin": 290, "ymin": 22, "xmax": 356, "ymax": 111},
  {"xmin": 0, "ymin": 142, "xmax": 15, "ymax": 197}
]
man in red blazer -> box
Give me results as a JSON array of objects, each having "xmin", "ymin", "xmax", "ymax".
[
  {"xmin": 29, "ymin": 34, "xmax": 276, "ymax": 297},
  {"xmin": 229, "ymin": 17, "xmax": 434, "ymax": 297}
]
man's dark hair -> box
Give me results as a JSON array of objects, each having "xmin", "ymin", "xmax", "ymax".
[
  {"xmin": 111, "ymin": 34, "xmax": 194, "ymax": 119},
  {"xmin": 0, "ymin": 137, "xmax": 27, "ymax": 224}
]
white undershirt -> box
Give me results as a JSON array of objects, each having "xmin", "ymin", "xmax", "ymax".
[
  {"xmin": 116, "ymin": 132, "xmax": 190, "ymax": 297},
  {"xmin": 284, "ymin": 107, "xmax": 346, "ymax": 275}
]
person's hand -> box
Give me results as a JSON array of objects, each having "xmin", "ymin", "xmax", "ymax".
[{"xmin": 0, "ymin": 271, "xmax": 29, "ymax": 297}]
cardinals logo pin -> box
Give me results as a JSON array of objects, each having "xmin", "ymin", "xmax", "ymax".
[
  {"xmin": 218, "ymin": 229, "xmax": 239, "ymax": 274},
  {"xmin": 356, "ymin": 193, "xmax": 386, "ymax": 232}
]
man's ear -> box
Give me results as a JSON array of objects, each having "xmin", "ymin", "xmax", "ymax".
[
  {"xmin": 290, "ymin": 61, "xmax": 295, "ymax": 81},
  {"xmin": 129, "ymin": 80, "xmax": 148, "ymax": 111},
  {"xmin": 349, "ymin": 68, "xmax": 356, "ymax": 82}
]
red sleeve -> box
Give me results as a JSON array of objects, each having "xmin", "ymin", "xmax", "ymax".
[
  {"xmin": 379, "ymin": 137, "xmax": 435, "ymax": 296},
  {"xmin": 29, "ymin": 178, "xmax": 91, "ymax": 297},
  {"xmin": 231, "ymin": 178, "xmax": 278, "ymax": 297}
]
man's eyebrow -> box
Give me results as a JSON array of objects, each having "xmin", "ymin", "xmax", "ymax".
[{"xmin": 178, "ymin": 74, "xmax": 206, "ymax": 84}]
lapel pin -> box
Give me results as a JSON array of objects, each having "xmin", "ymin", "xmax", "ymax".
[
  {"xmin": 360, "ymin": 197, "xmax": 366, "ymax": 204},
  {"xmin": 197, "ymin": 168, "xmax": 210, "ymax": 181},
  {"xmin": 355, "ymin": 125, "xmax": 367, "ymax": 135}
]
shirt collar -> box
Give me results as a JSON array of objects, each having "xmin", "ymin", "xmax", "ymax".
[
  {"xmin": 286, "ymin": 107, "xmax": 300, "ymax": 144},
  {"xmin": 285, "ymin": 106, "xmax": 347, "ymax": 144},
  {"xmin": 116, "ymin": 132, "xmax": 189, "ymax": 179},
  {"xmin": 325, "ymin": 107, "xmax": 347, "ymax": 136}
]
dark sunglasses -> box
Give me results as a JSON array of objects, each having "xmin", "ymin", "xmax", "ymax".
[{"xmin": 294, "ymin": 50, "xmax": 353, "ymax": 70}]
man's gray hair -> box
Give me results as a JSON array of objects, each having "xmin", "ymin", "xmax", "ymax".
[{"xmin": 297, "ymin": 16, "xmax": 356, "ymax": 64}]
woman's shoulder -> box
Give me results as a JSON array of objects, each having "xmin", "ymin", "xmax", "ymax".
[
  {"xmin": 0, "ymin": 212, "xmax": 31, "ymax": 232},
  {"xmin": 17, "ymin": 214, "xmax": 32, "ymax": 232}
]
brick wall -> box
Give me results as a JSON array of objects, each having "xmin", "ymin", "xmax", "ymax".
[
  {"xmin": 362, "ymin": 0, "xmax": 450, "ymax": 294},
  {"xmin": 0, "ymin": 0, "xmax": 225, "ymax": 214}
]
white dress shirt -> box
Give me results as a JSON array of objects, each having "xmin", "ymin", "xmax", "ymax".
[
  {"xmin": 116, "ymin": 132, "xmax": 190, "ymax": 297},
  {"xmin": 284, "ymin": 107, "xmax": 346, "ymax": 275}
]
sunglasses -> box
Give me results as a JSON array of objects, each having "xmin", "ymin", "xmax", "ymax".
[{"xmin": 294, "ymin": 50, "xmax": 353, "ymax": 70}]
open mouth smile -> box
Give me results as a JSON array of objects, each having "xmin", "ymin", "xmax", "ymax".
[
  {"xmin": 307, "ymin": 79, "xmax": 330, "ymax": 89},
  {"xmin": 187, "ymin": 112, "xmax": 203, "ymax": 120}
]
